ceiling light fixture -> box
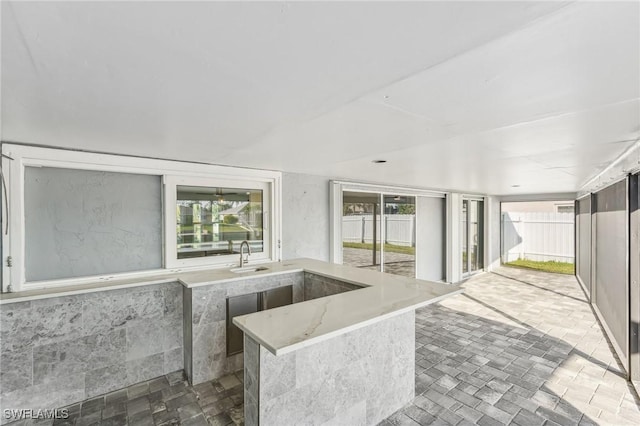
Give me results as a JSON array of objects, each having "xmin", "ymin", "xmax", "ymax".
[
  {"xmin": 511, "ymin": 184, "xmax": 520, "ymax": 188},
  {"xmin": 372, "ymin": 160, "xmax": 387, "ymax": 164}
]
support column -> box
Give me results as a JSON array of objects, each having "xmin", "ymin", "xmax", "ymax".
[{"xmin": 447, "ymin": 193, "xmax": 462, "ymax": 283}]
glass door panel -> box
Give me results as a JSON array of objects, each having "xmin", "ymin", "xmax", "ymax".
[
  {"xmin": 383, "ymin": 195, "xmax": 416, "ymax": 278},
  {"xmin": 462, "ymin": 200, "xmax": 469, "ymax": 274},
  {"xmin": 342, "ymin": 191, "xmax": 381, "ymax": 271},
  {"xmin": 462, "ymin": 199, "xmax": 484, "ymax": 275},
  {"xmin": 470, "ymin": 200, "xmax": 484, "ymax": 272},
  {"xmin": 469, "ymin": 200, "xmax": 477, "ymax": 271}
]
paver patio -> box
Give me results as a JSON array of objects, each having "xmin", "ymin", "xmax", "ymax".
[
  {"xmin": 343, "ymin": 246, "xmax": 415, "ymax": 277},
  {"xmin": 384, "ymin": 266, "xmax": 640, "ymax": 426},
  {"xmin": 17, "ymin": 266, "xmax": 640, "ymax": 425}
]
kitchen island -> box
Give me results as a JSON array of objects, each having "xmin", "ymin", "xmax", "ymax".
[
  {"xmin": 232, "ymin": 259, "xmax": 462, "ymax": 426},
  {"xmin": 0, "ymin": 258, "xmax": 460, "ymax": 423}
]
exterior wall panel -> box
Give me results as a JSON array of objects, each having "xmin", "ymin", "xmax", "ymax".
[
  {"xmin": 576, "ymin": 196, "xmax": 592, "ymax": 295},
  {"xmin": 593, "ymin": 179, "xmax": 629, "ymax": 369}
]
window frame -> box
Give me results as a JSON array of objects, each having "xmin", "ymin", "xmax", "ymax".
[
  {"xmin": 1, "ymin": 144, "xmax": 282, "ymax": 292},
  {"xmin": 164, "ymin": 175, "xmax": 275, "ymax": 269},
  {"xmin": 329, "ymin": 180, "xmax": 446, "ymax": 271}
]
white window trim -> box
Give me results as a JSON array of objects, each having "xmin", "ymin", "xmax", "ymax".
[
  {"xmin": 1, "ymin": 143, "xmax": 282, "ymax": 292},
  {"xmin": 164, "ymin": 175, "xmax": 275, "ymax": 269}
]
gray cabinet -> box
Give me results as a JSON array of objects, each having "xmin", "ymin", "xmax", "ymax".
[
  {"xmin": 226, "ymin": 285, "xmax": 293, "ymax": 356},
  {"xmin": 226, "ymin": 293, "xmax": 260, "ymax": 356},
  {"xmin": 262, "ymin": 285, "xmax": 293, "ymax": 310}
]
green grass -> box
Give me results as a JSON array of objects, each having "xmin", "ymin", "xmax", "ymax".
[
  {"xmin": 505, "ymin": 259, "xmax": 575, "ymax": 275},
  {"xmin": 343, "ymin": 242, "xmax": 415, "ymax": 255}
]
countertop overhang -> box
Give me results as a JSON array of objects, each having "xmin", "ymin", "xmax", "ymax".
[{"xmin": 231, "ymin": 258, "xmax": 463, "ymax": 355}]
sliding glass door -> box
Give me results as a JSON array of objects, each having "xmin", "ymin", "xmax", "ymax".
[
  {"xmin": 342, "ymin": 191, "xmax": 416, "ymax": 277},
  {"xmin": 382, "ymin": 195, "xmax": 416, "ymax": 277},
  {"xmin": 342, "ymin": 191, "xmax": 381, "ymax": 272},
  {"xmin": 462, "ymin": 200, "xmax": 468, "ymax": 274},
  {"xmin": 462, "ymin": 199, "xmax": 484, "ymax": 276}
]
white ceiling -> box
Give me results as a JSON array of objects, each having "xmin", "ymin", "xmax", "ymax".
[{"xmin": 2, "ymin": 1, "xmax": 639, "ymax": 195}]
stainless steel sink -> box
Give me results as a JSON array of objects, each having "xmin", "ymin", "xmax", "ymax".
[{"xmin": 230, "ymin": 266, "xmax": 269, "ymax": 274}]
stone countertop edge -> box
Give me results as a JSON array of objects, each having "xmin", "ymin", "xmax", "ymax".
[
  {"xmin": 237, "ymin": 288, "xmax": 464, "ymax": 357},
  {"xmin": 0, "ymin": 258, "xmax": 363, "ymax": 304},
  {"xmin": 0, "ymin": 259, "xmax": 287, "ymax": 304},
  {"xmin": 0, "ymin": 277, "xmax": 181, "ymax": 304}
]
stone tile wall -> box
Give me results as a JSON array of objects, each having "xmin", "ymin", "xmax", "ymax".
[
  {"xmin": 244, "ymin": 335, "xmax": 260, "ymax": 426},
  {"xmin": 0, "ymin": 282, "xmax": 183, "ymax": 417},
  {"xmin": 187, "ymin": 272, "xmax": 304, "ymax": 385},
  {"xmin": 244, "ymin": 311, "xmax": 415, "ymax": 426},
  {"xmin": 0, "ymin": 269, "xmax": 365, "ymax": 418}
]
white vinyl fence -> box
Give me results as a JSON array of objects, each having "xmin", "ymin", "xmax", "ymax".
[
  {"xmin": 502, "ymin": 212, "xmax": 574, "ymax": 264},
  {"xmin": 342, "ymin": 215, "xmax": 415, "ymax": 246}
]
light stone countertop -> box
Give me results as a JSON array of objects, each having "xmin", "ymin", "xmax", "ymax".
[
  {"xmin": 0, "ymin": 258, "xmax": 462, "ymax": 357},
  {"xmin": 232, "ymin": 258, "xmax": 463, "ymax": 355},
  {"xmin": 0, "ymin": 259, "xmax": 292, "ymax": 304}
]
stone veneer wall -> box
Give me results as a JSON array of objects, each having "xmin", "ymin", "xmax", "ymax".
[
  {"xmin": 244, "ymin": 311, "xmax": 415, "ymax": 426},
  {"xmin": 186, "ymin": 272, "xmax": 304, "ymax": 385},
  {"xmin": 0, "ymin": 282, "xmax": 183, "ymax": 415},
  {"xmin": 303, "ymin": 272, "xmax": 363, "ymax": 300},
  {"xmin": 0, "ymin": 269, "xmax": 366, "ymax": 415}
]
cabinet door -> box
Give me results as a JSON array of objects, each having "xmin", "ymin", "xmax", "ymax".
[
  {"xmin": 262, "ymin": 285, "xmax": 293, "ymax": 310},
  {"xmin": 226, "ymin": 293, "xmax": 259, "ymax": 356}
]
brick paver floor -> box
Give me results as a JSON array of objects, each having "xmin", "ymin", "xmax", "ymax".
[
  {"xmin": 343, "ymin": 247, "xmax": 415, "ymax": 277},
  {"xmin": 20, "ymin": 266, "xmax": 640, "ymax": 425},
  {"xmin": 47, "ymin": 370, "xmax": 244, "ymax": 426},
  {"xmin": 383, "ymin": 266, "xmax": 640, "ymax": 426}
]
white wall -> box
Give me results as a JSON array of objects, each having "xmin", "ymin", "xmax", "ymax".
[
  {"xmin": 281, "ymin": 172, "xmax": 331, "ymax": 261},
  {"xmin": 416, "ymin": 196, "xmax": 446, "ymax": 282},
  {"xmin": 502, "ymin": 200, "xmax": 574, "ymax": 213}
]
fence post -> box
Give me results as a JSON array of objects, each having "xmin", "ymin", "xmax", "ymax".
[
  {"xmin": 385, "ymin": 216, "xmax": 389, "ymax": 244},
  {"xmin": 361, "ymin": 216, "xmax": 365, "ymax": 243},
  {"xmin": 519, "ymin": 216, "xmax": 525, "ymax": 261},
  {"xmin": 501, "ymin": 213, "xmax": 505, "ymax": 264},
  {"xmin": 412, "ymin": 215, "xmax": 416, "ymax": 247}
]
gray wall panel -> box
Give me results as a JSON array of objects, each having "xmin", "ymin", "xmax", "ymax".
[
  {"xmin": 416, "ymin": 196, "xmax": 446, "ymax": 281},
  {"xmin": 594, "ymin": 179, "xmax": 628, "ymax": 363},
  {"xmin": 630, "ymin": 174, "xmax": 639, "ymax": 381},
  {"xmin": 281, "ymin": 172, "xmax": 330, "ymax": 262},
  {"xmin": 576, "ymin": 196, "xmax": 592, "ymax": 295},
  {"xmin": 25, "ymin": 167, "xmax": 162, "ymax": 281}
]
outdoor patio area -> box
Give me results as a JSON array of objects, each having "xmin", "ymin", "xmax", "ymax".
[
  {"xmin": 2, "ymin": 2, "xmax": 639, "ymax": 425},
  {"xmin": 385, "ymin": 266, "xmax": 640, "ymax": 426},
  {"xmin": 24, "ymin": 266, "xmax": 640, "ymax": 426},
  {"xmin": 343, "ymin": 247, "xmax": 416, "ymax": 278}
]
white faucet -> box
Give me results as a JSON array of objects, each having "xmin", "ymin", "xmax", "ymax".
[{"xmin": 239, "ymin": 240, "xmax": 251, "ymax": 267}]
